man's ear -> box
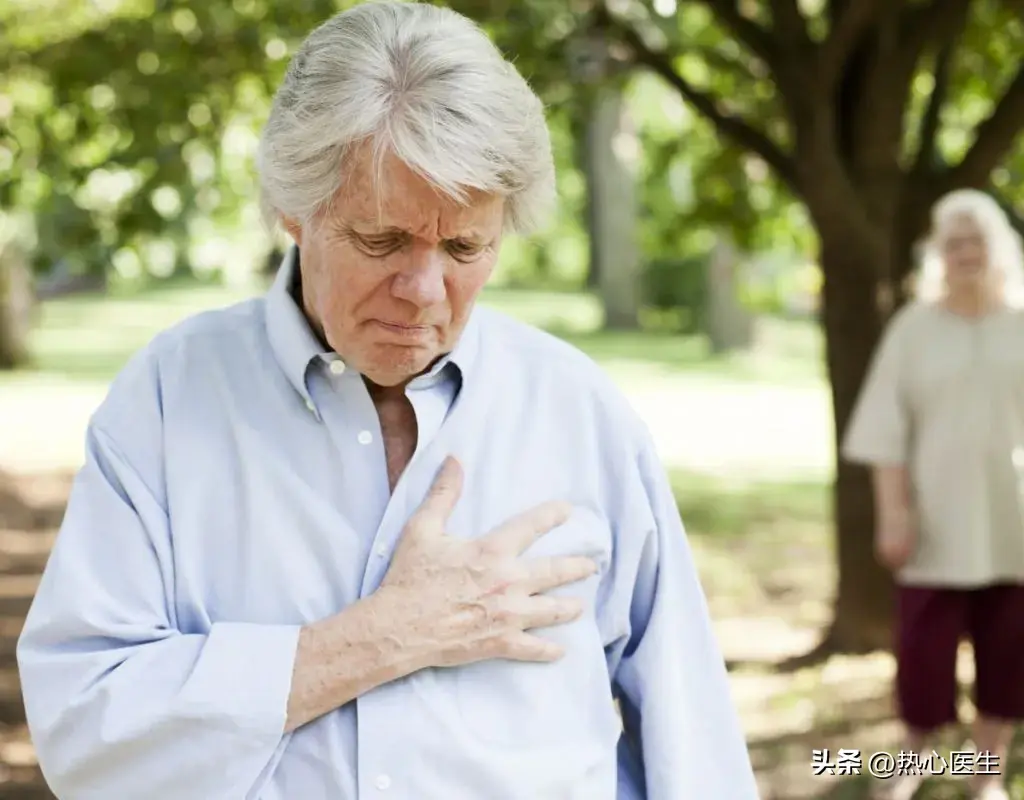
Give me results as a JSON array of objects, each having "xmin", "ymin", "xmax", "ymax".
[{"xmin": 279, "ymin": 215, "xmax": 304, "ymax": 247}]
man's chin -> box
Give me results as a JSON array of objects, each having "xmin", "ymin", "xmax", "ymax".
[{"xmin": 359, "ymin": 347, "xmax": 438, "ymax": 387}]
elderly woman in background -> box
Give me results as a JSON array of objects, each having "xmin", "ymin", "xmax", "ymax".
[{"xmin": 843, "ymin": 189, "xmax": 1024, "ymax": 800}]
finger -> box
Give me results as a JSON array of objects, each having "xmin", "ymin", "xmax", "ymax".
[
  {"xmin": 411, "ymin": 456, "xmax": 464, "ymax": 530},
  {"xmin": 517, "ymin": 594, "xmax": 585, "ymax": 630},
  {"xmin": 521, "ymin": 556, "xmax": 599, "ymax": 594},
  {"xmin": 494, "ymin": 631, "xmax": 565, "ymax": 663},
  {"xmin": 482, "ymin": 500, "xmax": 572, "ymax": 555}
]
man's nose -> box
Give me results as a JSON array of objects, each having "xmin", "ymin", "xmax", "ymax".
[{"xmin": 391, "ymin": 244, "xmax": 447, "ymax": 308}]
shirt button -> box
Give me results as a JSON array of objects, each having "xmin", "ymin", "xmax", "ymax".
[
  {"xmin": 305, "ymin": 399, "xmax": 316, "ymax": 413},
  {"xmin": 329, "ymin": 360, "xmax": 346, "ymax": 375},
  {"xmin": 375, "ymin": 544, "xmax": 387, "ymax": 557},
  {"xmin": 357, "ymin": 430, "xmax": 373, "ymax": 445},
  {"xmin": 375, "ymin": 774, "xmax": 391, "ymax": 790}
]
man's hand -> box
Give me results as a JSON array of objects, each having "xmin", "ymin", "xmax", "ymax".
[
  {"xmin": 284, "ymin": 456, "xmax": 597, "ymax": 732},
  {"xmin": 875, "ymin": 506, "xmax": 916, "ymax": 571},
  {"xmin": 378, "ymin": 455, "xmax": 598, "ymax": 667}
]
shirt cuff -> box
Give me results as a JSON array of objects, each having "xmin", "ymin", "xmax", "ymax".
[{"xmin": 178, "ymin": 622, "xmax": 302, "ymax": 738}]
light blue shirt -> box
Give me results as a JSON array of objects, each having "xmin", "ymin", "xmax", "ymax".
[{"xmin": 17, "ymin": 248, "xmax": 758, "ymax": 799}]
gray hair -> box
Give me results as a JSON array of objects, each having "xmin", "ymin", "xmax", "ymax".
[
  {"xmin": 256, "ymin": 1, "xmax": 555, "ymax": 236},
  {"xmin": 914, "ymin": 188, "xmax": 1024, "ymax": 305}
]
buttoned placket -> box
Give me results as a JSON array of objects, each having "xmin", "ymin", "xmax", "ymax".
[
  {"xmin": 305, "ymin": 357, "xmax": 461, "ymax": 798},
  {"xmin": 354, "ymin": 374, "xmax": 458, "ymax": 595}
]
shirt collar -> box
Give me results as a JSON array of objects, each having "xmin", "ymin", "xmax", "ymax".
[
  {"xmin": 265, "ymin": 246, "xmax": 328, "ymax": 407},
  {"xmin": 264, "ymin": 245, "xmax": 480, "ymax": 406}
]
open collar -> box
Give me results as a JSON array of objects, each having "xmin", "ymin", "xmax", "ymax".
[{"xmin": 264, "ymin": 245, "xmax": 480, "ymax": 410}]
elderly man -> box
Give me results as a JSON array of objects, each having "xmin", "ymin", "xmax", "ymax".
[{"xmin": 17, "ymin": 3, "xmax": 756, "ymax": 798}]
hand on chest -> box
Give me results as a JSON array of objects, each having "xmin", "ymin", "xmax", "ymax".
[{"xmin": 172, "ymin": 370, "xmax": 621, "ymax": 654}]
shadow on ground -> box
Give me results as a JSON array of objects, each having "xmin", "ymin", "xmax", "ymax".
[{"xmin": 0, "ymin": 470, "xmax": 69, "ymax": 799}]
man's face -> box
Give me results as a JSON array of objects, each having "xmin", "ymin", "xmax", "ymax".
[
  {"xmin": 940, "ymin": 213, "xmax": 989, "ymax": 293},
  {"xmin": 283, "ymin": 147, "xmax": 504, "ymax": 387}
]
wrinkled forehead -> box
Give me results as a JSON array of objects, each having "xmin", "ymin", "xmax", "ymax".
[{"xmin": 331, "ymin": 142, "xmax": 504, "ymax": 239}]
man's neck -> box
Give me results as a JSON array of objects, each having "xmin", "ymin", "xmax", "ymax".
[{"xmin": 365, "ymin": 379, "xmax": 408, "ymax": 405}]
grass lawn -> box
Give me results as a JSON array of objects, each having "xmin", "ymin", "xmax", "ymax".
[
  {"xmin": 1, "ymin": 280, "xmax": 1021, "ymax": 799},
  {"xmin": 0, "ymin": 280, "xmax": 826, "ymax": 387}
]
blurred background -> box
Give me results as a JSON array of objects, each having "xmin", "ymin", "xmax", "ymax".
[{"xmin": 1, "ymin": 0, "xmax": 1023, "ymax": 798}]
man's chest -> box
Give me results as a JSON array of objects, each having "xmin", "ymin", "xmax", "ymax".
[
  {"xmin": 162, "ymin": 394, "xmax": 615, "ymax": 632},
  {"xmin": 157, "ymin": 375, "xmax": 628, "ymax": 760}
]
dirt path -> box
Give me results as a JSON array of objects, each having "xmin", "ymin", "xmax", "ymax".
[{"xmin": 0, "ymin": 471, "xmax": 68, "ymax": 799}]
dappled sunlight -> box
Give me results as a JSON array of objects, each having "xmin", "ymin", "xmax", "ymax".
[
  {"xmin": 685, "ymin": 470, "xmax": 1024, "ymax": 798},
  {"xmin": 0, "ymin": 471, "xmax": 73, "ymax": 797}
]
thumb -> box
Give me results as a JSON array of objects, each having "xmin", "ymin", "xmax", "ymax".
[{"xmin": 410, "ymin": 455, "xmax": 464, "ymax": 532}]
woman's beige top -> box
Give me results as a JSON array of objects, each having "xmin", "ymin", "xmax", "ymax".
[{"xmin": 842, "ymin": 301, "xmax": 1024, "ymax": 587}]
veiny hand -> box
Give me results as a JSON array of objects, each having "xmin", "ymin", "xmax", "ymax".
[
  {"xmin": 377, "ymin": 455, "xmax": 599, "ymax": 668},
  {"xmin": 875, "ymin": 508, "xmax": 916, "ymax": 571}
]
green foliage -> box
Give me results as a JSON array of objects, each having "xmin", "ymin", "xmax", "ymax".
[
  {"xmin": 640, "ymin": 255, "xmax": 708, "ymax": 333},
  {"xmin": 490, "ymin": 105, "xmax": 590, "ymax": 289},
  {"xmin": 1, "ymin": 0, "xmax": 351, "ymax": 278},
  {"xmin": 0, "ymin": 0, "xmax": 818, "ymax": 288},
  {"xmin": 465, "ymin": 0, "xmax": 817, "ymax": 258},
  {"xmin": 3, "ymin": 0, "xmax": 1022, "ymax": 292},
  {"xmin": 919, "ymin": 2, "xmax": 1024, "ymax": 166}
]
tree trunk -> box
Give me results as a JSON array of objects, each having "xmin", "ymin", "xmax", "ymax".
[
  {"xmin": 570, "ymin": 105, "xmax": 601, "ymax": 292},
  {"xmin": 818, "ymin": 231, "xmax": 895, "ymax": 653},
  {"xmin": 0, "ymin": 247, "xmax": 34, "ymax": 370},
  {"xmin": 705, "ymin": 233, "xmax": 753, "ymax": 353},
  {"xmin": 584, "ymin": 85, "xmax": 640, "ymax": 330}
]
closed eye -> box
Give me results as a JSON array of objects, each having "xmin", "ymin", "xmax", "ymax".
[
  {"xmin": 446, "ymin": 239, "xmax": 486, "ymax": 262},
  {"xmin": 353, "ymin": 234, "xmax": 407, "ymax": 257}
]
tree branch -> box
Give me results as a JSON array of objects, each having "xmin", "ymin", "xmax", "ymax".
[
  {"xmin": 899, "ymin": 0, "xmax": 972, "ymax": 63},
  {"xmin": 616, "ymin": 23, "xmax": 798, "ymax": 191},
  {"xmin": 943, "ymin": 63, "xmax": 1024, "ymax": 191},
  {"xmin": 819, "ymin": 0, "xmax": 889, "ymax": 89},
  {"xmin": 695, "ymin": 0, "xmax": 814, "ymax": 123},
  {"xmin": 768, "ymin": 0, "xmax": 808, "ymax": 44},
  {"xmin": 691, "ymin": 45, "xmax": 768, "ymax": 82},
  {"xmin": 696, "ymin": 0, "xmax": 778, "ymax": 70},
  {"xmin": 911, "ymin": 43, "xmax": 954, "ymax": 176}
]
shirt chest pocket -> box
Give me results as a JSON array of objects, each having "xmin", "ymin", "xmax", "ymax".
[{"xmin": 450, "ymin": 507, "xmax": 617, "ymax": 749}]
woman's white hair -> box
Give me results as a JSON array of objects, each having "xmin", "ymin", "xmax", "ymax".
[
  {"xmin": 256, "ymin": 1, "xmax": 555, "ymax": 236},
  {"xmin": 913, "ymin": 188, "xmax": 1024, "ymax": 305}
]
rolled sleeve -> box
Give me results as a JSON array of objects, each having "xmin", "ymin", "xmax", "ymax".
[
  {"xmin": 17, "ymin": 419, "xmax": 301, "ymax": 800},
  {"xmin": 841, "ymin": 313, "xmax": 913, "ymax": 466}
]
